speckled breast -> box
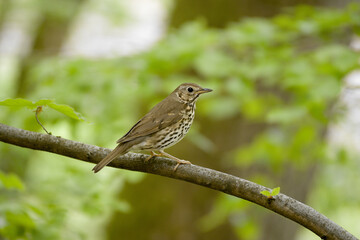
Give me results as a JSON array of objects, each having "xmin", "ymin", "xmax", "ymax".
[{"xmin": 136, "ymin": 103, "xmax": 195, "ymax": 151}]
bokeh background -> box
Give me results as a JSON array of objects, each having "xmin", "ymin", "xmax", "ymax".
[{"xmin": 1, "ymin": 0, "xmax": 360, "ymax": 239}]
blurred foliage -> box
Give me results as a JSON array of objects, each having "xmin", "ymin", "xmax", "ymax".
[{"xmin": 1, "ymin": 3, "xmax": 360, "ymax": 240}]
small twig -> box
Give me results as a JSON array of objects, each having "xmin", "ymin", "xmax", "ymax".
[{"xmin": 35, "ymin": 106, "xmax": 51, "ymax": 135}]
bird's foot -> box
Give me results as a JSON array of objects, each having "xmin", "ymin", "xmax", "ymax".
[
  {"xmin": 145, "ymin": 151, "xmax": 161, "ymax": 162},
  {"xmin": 159, "ymin": 150, "xmax": 191, "ymax": 171},
  {"xmin": 174, "ymin": 159, "xmax": 191, "ymax": 171}
]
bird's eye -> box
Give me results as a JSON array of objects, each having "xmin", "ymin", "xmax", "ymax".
[{"xmin": 187, "ymin": 87, "xmax": 193, "ymax": 93}]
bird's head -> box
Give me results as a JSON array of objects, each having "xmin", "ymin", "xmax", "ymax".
[{"xmin": 174, "ymin": 83, "xmax": 212, "ymax": 103}]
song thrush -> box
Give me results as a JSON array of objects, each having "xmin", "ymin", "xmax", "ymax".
[{"xmin": 92, "ymin": 83, "xmax": 212, "ymax": 173}]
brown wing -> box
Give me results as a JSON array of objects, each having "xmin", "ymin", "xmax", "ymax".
[{"xmin": 116, "ymin": 96, "xmax": 184, "ymax": 144}]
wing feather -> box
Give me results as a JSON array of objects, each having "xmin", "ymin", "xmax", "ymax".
[{"xmin": 116, "ymin": 97, "xmax": 184, "ymax": 144}]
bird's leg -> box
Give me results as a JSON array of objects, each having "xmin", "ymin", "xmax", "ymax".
[
  {"xmin": 145, "ymin": 151, "xmax": 161, "ymax": 162},
  {"xmin": 159, "ymin": 150, "xmax": 191, "ymax": 171}
]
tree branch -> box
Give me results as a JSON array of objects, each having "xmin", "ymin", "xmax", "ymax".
[{"xmin": 0, "ymin": 123, "xmax": 357, "ymax": 240}]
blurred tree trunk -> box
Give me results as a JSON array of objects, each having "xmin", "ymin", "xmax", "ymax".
[
  {"xmin": 108, "ymin": 1, "xmax": 354, "ymax": 240},
  {"xmin": 16, "ymin": 0, "xmax": 85, "ymax": 97}
]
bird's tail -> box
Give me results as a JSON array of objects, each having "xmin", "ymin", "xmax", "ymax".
[{"xmin": 92, "ymin": 144, "xmax": 130, "ymax": 173}]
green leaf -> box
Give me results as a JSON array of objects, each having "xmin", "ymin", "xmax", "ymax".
[
  {"xmin": 0, "ymin": 98, "xmax": 36, "ymax": 108},
  {"xmin": 48, "ymin": 103, "xmax": 85, "ymax": 121},
  {"xmin": 34, "ymin": 99, "xmax": 54, "ymax": 106},
  {"xmin": 0, "ymin": 98, "xmax": 85, "ymax": 121},
  {"xmin": 261, "ymin": 187, "xmax": 280, "ymax": 197},
  {"xmin": 271, "ymin": 187, "xmax": 280, "ymax": 196},
  {"xmin": 260, "ymin": 190, "xmax": 271, "ymax": 197}
]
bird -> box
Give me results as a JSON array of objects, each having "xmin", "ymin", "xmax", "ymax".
[{"xmin": 92, "ymin": 83, "xmax": 212, "ymax": 173}]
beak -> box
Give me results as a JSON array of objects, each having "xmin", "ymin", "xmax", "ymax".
[{"xmin": 197, "ymin": 88, "xmax": 213, "ymax": 94}]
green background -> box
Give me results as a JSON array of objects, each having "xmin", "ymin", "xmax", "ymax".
[{"xmin": 1, "ymin": 0, "xmax": 360, "ymax": 239}]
